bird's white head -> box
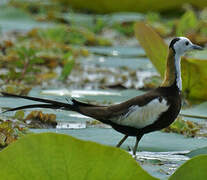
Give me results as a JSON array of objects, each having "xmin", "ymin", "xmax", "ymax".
[
  {"xmin": 162, "ymin": 37, "xmax": 203, "ymax": 91},
  {"xmin": 169, "ymin": 37, "xmax": 203, "ymax": 56}
]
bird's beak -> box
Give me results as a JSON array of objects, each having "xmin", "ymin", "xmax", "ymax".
[{"xmin": 192, "ymin": 44, "xmax": 203, "ymax": 50}]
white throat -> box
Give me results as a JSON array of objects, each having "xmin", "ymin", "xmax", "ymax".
[{"xmin": 174, "ymin": 53, "xmax": 182, "ymax": 91}]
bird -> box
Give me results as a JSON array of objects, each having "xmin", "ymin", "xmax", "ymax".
[{"xmin": 1, "ymin": 37, "xmax": 203, "ymax": 155}]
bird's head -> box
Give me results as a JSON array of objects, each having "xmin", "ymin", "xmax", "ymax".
[{"xmin": 169, "ymin": 37, "xmax": 203, "ymax": 56}]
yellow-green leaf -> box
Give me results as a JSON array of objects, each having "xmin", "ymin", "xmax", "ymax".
[
  {"xmin": 0, "ymin": 133, "xmax": 157, "ymax": 180},
  {"xmin": 14, "ymin": 110, "xmax": 25, "ymax": 120},
  {"xmin": 169, "ymin": 155, "xmax": 207, "ymax": 180},
  {"xmin": 135, "ymin": 21, "xmax": 167, "ymax": 77},
  {"xmin": 135, "ymin": 22, "xmax": 207, "ymax": 100}
]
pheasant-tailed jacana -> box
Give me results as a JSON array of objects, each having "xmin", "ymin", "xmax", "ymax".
[{"xmin": 1, "ymin": 37, "xmax": 203, "ymax": 155}]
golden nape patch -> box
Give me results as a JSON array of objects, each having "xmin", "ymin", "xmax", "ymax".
[{"xmin": 161, "ymin": 48, "xmax": 176, "ymax": 87}]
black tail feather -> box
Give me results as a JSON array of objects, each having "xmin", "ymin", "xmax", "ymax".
[
  {"xmin": 1, "ymin": 92, "xmax": 76, "ymax": 112},
  {"xmin": 1, "ymin": 92, "xmax": 68, "ymax": 106},
  {"xmin": 2, "ymin": 104, "xmax": 64, "ymax": 113},
  {"xmin": 71, "ymin": 98, "xmax": 98, "ymax": 107}
]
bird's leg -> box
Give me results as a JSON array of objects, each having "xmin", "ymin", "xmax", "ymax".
[
  {"xmin": 116, "ymin": 135, "xmax": 128, "ymax": 148},
  {"xmin": 133, "ymin": 134, "xmax": 143, "ymax": 156}
]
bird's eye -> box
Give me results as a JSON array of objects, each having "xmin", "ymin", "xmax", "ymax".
[{"xmin": 185, "ymin": 41, "xmax": 189, "ymax": 46}]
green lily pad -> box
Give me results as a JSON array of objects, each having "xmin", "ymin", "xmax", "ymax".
[
  {"xmin": 0, "ymin": 132, "xmax": 156, "ymax": 180},
  {"xmin": 187, "ymin": 147, "xmax": 207, "ymax": 158},
  {"xmin": 79, "ymin": 55, "xmax": 155, "ymax": 71},
  {"xmin": 0, "ymin": 5, "xmax": 52, "ymax": 32},
  {"xmin": 135, "ymin": 22, "xmax": 207, "ymax": 100},
  {"xmin": 188, "ymin": 49, "xmax": 207, "ymax": 60},
  {"xmin": 32, "ymin": 128, "xmax": 207, "ymax": 152},
  {"xmin": 169, "ymin": 155, "xmax": 207, "ymax": 180},
  {"xmin": 181, "ymin": 102, "xmax": 207, "ymax": 121},
  {"xmin": 86, "ymin": 46, "xmax": 145, "ymax": 57},
  {"xmin": 108, "ymin": 12, "xmax": 144, "ymax": 24},
  {"xmin": 63, "ymin": 12, "xmax": 144, "ymax": 26}
]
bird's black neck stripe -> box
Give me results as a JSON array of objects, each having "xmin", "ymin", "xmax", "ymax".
[{"xmin": 169, "ymin": 37, "xmax": 180, "ymax": 53}]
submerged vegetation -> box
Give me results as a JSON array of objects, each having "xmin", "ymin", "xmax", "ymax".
[
  {"xmin": 162, "ymin": 117, "xmax": 201, "ymax": 137},
  {"xmin": 15, "ymin": 110, "xmax": 57, "ymax": 128},
  {"xmin": 0, "ymin": 120, "xmax": 28, "ymax": 148},
  {"xmin": 0, "ymin": 24, "xmax": 111, "ymax": 91}
]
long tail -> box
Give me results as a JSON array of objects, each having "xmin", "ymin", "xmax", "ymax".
[
  {"xmin": 1, "ymin": 92, "xmax": 77, "ymax": 113},
  {"xmin": 1, "ymin": 92, "xmax": 109, "ymax": 123}
]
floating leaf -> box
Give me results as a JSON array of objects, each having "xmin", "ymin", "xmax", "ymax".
[
  {"xmin": 187, "ymin": 147, "xmax": 207, "ymax": 158},
  {"xmin": 169, "ymin": 155, "xmax": 207, "ymax": 180},
  {"xmin": 0, "ymin": 133, "xmax": 157, "ymax": 180},
  {"xmin": 32, "ymin": 128, "xmax": 207, "ymax": 152},
  {"xmin": 181, "ymin": 101, "xmax": 207, "ymax": 119},
  {"xmin": 0, "ymin": 5, "xmax": 51, "ymax": 32},
  {"xmin": 176, "ymin": 10, "xmax": 198, "ymax": 36},
  {"xmin": 135, "ymin": 22, "xmax": 207, "ymax": 100}
]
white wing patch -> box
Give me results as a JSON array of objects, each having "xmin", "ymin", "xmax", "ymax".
[{"xmin": 111, "ymin": 98, "xmax": 169, "ymax": 129}]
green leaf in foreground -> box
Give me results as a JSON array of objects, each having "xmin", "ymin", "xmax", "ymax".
[
  {"xmin": 135, "ymin": 22, "xmax": 207, "ymax": 100},
  {"xmin": 0, "ymin": 132, "xmax": 156, "ymax": 180},
  {"xmin": 169, "ymin": 155, "xmax": 207, "ymax": 180}
]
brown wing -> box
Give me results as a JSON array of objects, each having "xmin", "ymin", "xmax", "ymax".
[{"xmin": 77, "ymin": 89, "xmax": 160, "ymax": 121}]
